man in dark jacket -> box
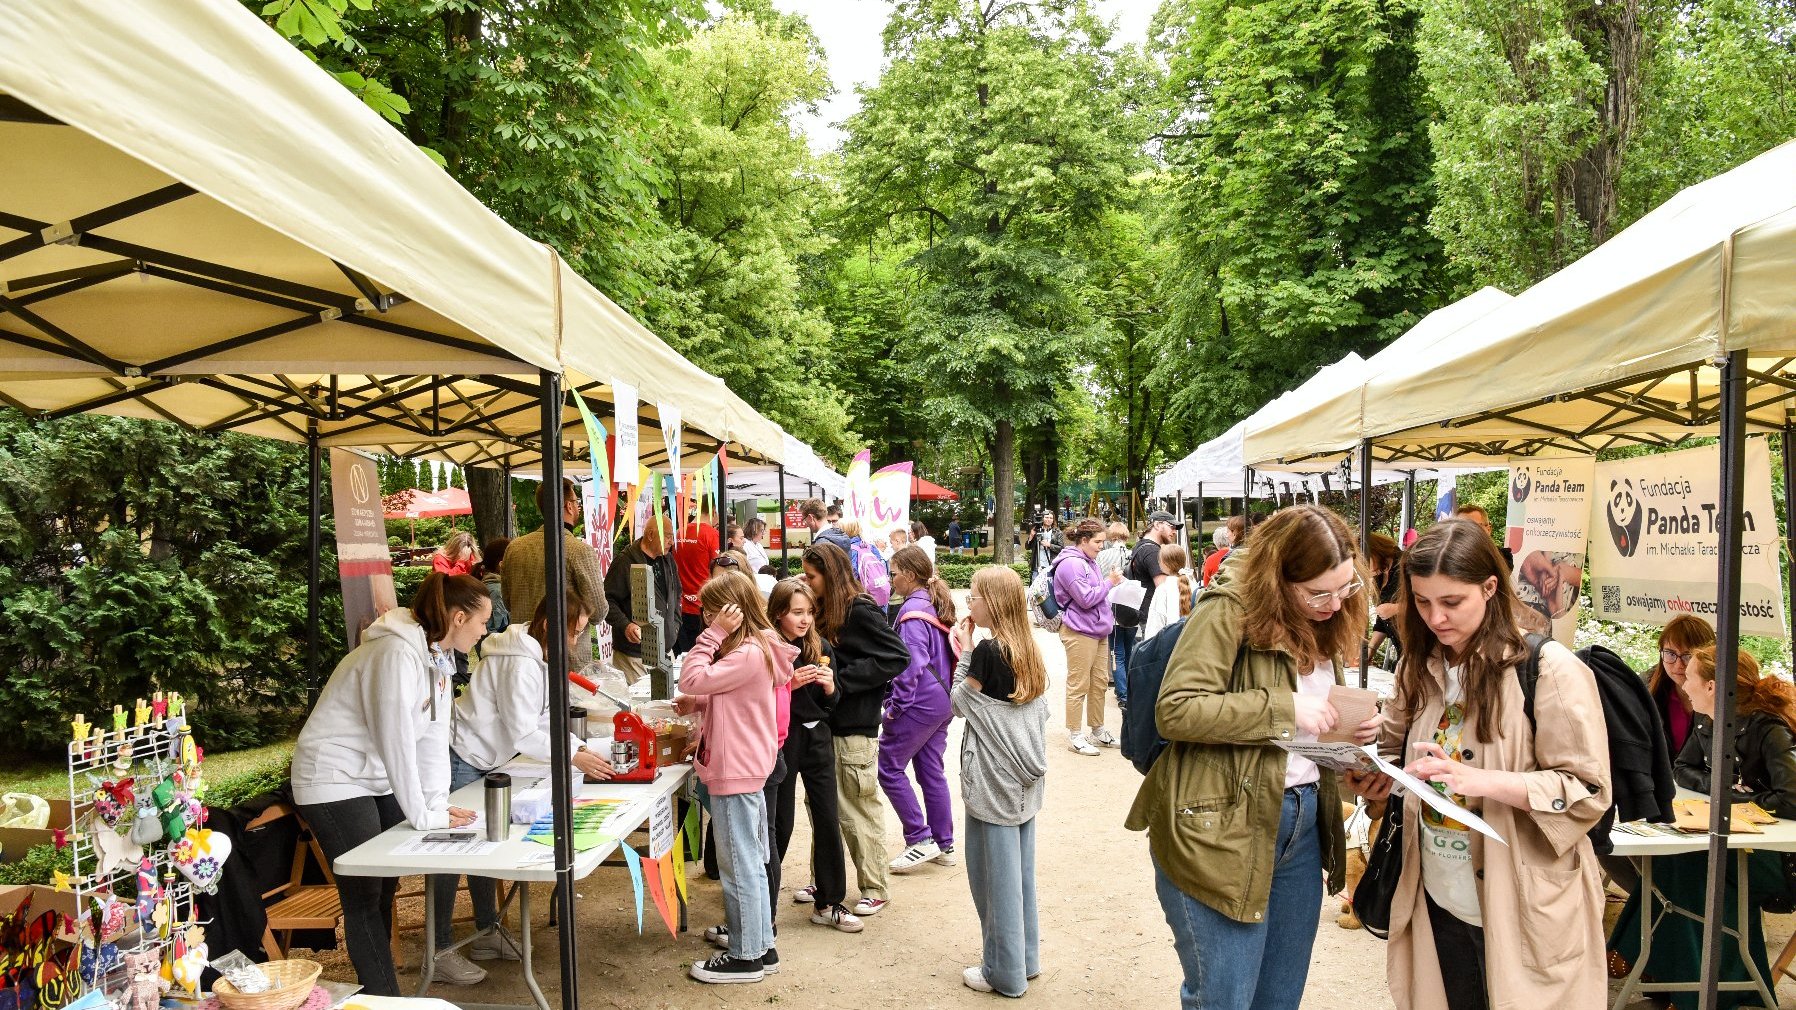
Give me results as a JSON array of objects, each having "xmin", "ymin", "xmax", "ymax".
[
  {"xmin": 604, "ymin": 522, "xmax": 679, "ymax": 684},
  {"xmin": 1025, "ymin": 512, "xmax": 1063, "ymax": 579},
  {"xmin": 802, "ymin": 498, "xmax": 853, "ymax": 553}
]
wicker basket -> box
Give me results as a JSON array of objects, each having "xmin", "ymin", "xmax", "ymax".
[{"xmin": 212, "ymin": 959, "xmax": 323, "ymax": 1010}]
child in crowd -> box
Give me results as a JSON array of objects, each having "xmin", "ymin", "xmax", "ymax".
[
  {"xmin": 883, "ymin": 545, "xmax": 960, "ymax": 872},
  {"xmin": 676, "ymin": 572, "xmax": 796, "ymax": 984},
  {"xmin": 1139, "ymin": 543, "xmax": 1193, "ymax": 642},
  {"xmin": 951, "ymin": 566, "xmax": 1049, "ymax": 997}
]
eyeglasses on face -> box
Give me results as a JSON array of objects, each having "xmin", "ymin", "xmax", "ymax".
[
  {"xmin": 1661, "ymin": 647, "xmax": 1694, "ymax": 665},
  {"xmin": 1303, "ymin": 580, "xmax": 1363, "ymax": 609}
]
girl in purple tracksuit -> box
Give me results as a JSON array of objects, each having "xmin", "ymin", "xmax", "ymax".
[{"xmin": 880, "ymin": 545, "xmax": 960, "ymax": 872}]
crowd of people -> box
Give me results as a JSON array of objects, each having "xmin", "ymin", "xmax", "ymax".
[{"xmin": 289, "ymin": 474, "xmax": 1781, "ymax": 1008}]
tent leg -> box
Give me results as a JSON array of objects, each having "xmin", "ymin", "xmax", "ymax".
[
  {"xmin": 778, "ymin": 464, "xmax": 789, "ymax": 572},
  {"xmin": 538, "ymin": 370, "xmax": 580, "ymax": 1010},
  {"xmin": 1401, "ymin": 471, "xmax": 1416, "ymax": 542},
  {"xmin": 1699, "ymin": 351, "xmax": 1748, "ymax": 1010},
  {"xmin": 1358, "ymin": 439, "xmax": 1373, "ymax": 688},
  {"xmin": 503, "ymin": 464, "xmax": 515, "ymax": 538},
  {"xmin": 1784, "ymin": 427, "xmax": 1795, "ymax": 676},
  {"xmin": 306, "ymin": 429, "xmax": 322, "ymax": 708}
]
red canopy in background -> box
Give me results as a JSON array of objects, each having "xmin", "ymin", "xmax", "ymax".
[
  {"xmin": 383, "ymin": 486, "xmax": 473, "ymax": 519},
  {"xmin": 911, "ymin": 475, "xmax": 959, "ymax": 501}
]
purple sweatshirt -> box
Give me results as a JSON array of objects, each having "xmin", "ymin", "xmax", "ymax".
[
  {"xmin": 1052, "ymin": 545, "xmax": 1115, "ymax": 638},
  {"xmin": 886, "ymin": 590, "xmax": 955, "ymax": 725}
]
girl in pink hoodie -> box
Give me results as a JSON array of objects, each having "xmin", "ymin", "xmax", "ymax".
[{"xmin": 677, "ymin": 572, "xmax": 796, "ymax": 984}]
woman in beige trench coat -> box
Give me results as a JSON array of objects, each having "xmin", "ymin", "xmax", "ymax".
[{"xmin": 1349, "ymin": 521, "xmax": 1611, "ymax": 1010}]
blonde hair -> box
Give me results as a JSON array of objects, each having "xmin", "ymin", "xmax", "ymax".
[
  {"xmin": 971, "ymin": 566, "xmax": 1046, "ymax": 704},
  {"xmin": 439, "ymin": 530, "xmax": 477, "ymax": 561},
  {"xmin": 1159, "ymin": 543, "xmax": 1193, "ymax": 618},
  {"xmin": 697, "ymin": 572, "xmax": 779, "ymax": 679},
  {"xmin": 839, "ymin": 518, "xmax": 862, "ymax": 540}
]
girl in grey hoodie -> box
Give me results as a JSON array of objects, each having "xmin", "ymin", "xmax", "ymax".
[{"xmin": 952, "ymin": 566, "xmax": 1051, "ymax": 998}]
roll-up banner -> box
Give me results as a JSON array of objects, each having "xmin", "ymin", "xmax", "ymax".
[
  {"xmin": 330, "ymin": 448, "xmax": 397, "ymax": 647},
  {"xmin": 1502, "ymin": 457, "xmax": 1593, "ymax": 646}
]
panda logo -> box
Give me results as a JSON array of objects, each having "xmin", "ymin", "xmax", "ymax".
[
  {"xmin": 1511, "ymin": 467, "xmax": 1531, "ymax": 504},
  {"xmin": 1607, "ymin": 479, "xmax": 1643, "ymax": 558}
]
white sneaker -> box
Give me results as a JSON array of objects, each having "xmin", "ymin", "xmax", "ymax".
[
  {"xmin": 889, "ymin": 840, "xmax": 942, "ymax": 873},
  {"xmin": 468, "ymin": 930, "xmax": 520, "ymax": 962},
  {"xmin": 935, "ymin": 844, "xmax": 957, "ymax": 867},
  {"xmin": 810, "ymin": 904, "xmax": 865, "ymax": 933},
  {"xmin": 1090, "ymin": 727, "xmax": 1119, "ymax": 748},
  {"xmin": 703, "ymin": 923, "xmax": 729, "ymax": 949},
  {"xmin": 791, "ymin": 884, "xmax": 817, "ymax": 905},
  {"xmin": 853, "ymin": 896, "xmax": 888, "ymax": 916},
  {"xmin": 964, "ymin": 966, "xmax": 994, "ymax": 993},
  {"xmin": 1069, "ymin": 733, "xmax": 1100, "ymax": 756},
  {"xmin": 432, "ymin": 950, "xmax": 487, "ymax": 986}
]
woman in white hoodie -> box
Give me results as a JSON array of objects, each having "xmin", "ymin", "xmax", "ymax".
[
  {"xmin": 429, "ymin": 588, "xmax": 614, "ymax": 977},
  {"xmin": 290, "ymin": 573, "xmax": 490, "ymax": 996}
]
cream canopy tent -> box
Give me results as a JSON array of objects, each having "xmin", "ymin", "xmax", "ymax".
[{"xmin": 1150, "ymin": 418, "xmax": 1448, "ymax": 501}]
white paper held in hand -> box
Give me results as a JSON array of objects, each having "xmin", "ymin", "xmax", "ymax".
[
  {"xmin": 1366, "ymin": 746, "xmax": 1507, "ymax": 846},
  {"xmin": 1107, "ymin": 579, "xmax": 1146, "ymax": 610}
]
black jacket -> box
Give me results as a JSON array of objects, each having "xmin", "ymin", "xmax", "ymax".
[
  {"xmin": 787, "ymin": 637, "xmax": 840, "ymax": 727},
  {"xmin": 604, "ymin": 541, "xmax": 679, "ymax": 658},
  {"xmin": 1574, "ymin": 644, "xmax": 1676, "ymax": 825},
  {"xmin": 826, "ymin": 595, "xmax": 910, "ymax": 737},
  {"xmin": 1674, "ymin": 709, "xmax": 1796, "ymax": 818}
]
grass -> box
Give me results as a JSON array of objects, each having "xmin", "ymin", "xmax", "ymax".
[{"xmin": 0, "ymin": 738, "xmax": 297, "ymax": 800}]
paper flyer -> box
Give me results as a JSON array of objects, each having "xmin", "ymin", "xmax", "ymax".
[
  {"xmin": 1273, "ymin": 740, "xmax": 1376, "ymax": 774},
  {"xmin": 1278, "ymin": 743, "xmax": 1507, "ymax": 845}
]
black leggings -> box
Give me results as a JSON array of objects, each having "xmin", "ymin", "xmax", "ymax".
[
  {"xmin": 300, "ymin": 794, "xmax": 406, "ymax": 996},
  {"xmin": 775, "ymin": 719, "xmax": 847, "ymax": 910},
  {"xmin": 1426, "ymin": 892, "xmax": 1488, "ymax": 1010}
]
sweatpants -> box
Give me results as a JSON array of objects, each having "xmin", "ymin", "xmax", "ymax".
[
  {"xmin": 300, "ymin": 793, "xmax": 406, "ymax": 995},
  {"xmin": 965, "ymin": 816, "xmax": 1040, "ymax": 997},
  {"xmin": 833, "ymin": 733, "xmax": 889, "ymax": 901},
  {"xmin": 775, "ymin": 720, "xmax": 847, "ymax": 910},
  {"xmin": 711, "ymin": 790, "xmax": 773, "ymax": 961},
  {"xmin": 1059, "ymin": 626, "xmax": 1111, "ymax": 733},
  {"xmin": 877, "ymin": 709, "xmax": 955, "ymax": 848}
]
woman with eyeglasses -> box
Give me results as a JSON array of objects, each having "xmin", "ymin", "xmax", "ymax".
[
  {"xmin": 1347, "ymin": 520, "xmax": 1609, "ymax": 1010},
  {"xmin": 1126, "ymin": 504, "xmax": 1379, "ymax": 1009},
  {"xmin": 1644, "ymin": 614, "xmax": 1715, "ymax": 757}
]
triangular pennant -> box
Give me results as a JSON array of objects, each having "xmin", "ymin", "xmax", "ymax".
[
  {"xmin": 684, "ymin": 803, "xmax": 702, "ymax": 862},
  {"xmin": 672, "ymin": 829, "xmax": 689, "ymax": 904},
  {"xmin": 618, "ymin": 845, "xmax": 645, "ymax": 935}
]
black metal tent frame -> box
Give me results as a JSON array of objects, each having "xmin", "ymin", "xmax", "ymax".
[{"xmin": 0, "ymin": 129, "xmax": 785, "ymax": 1010}]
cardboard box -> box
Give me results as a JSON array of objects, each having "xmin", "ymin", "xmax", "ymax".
[
  {"xmin": 0, "ymin": 884, "xmax": 86, "ymax": 941},
  {"xmin": 654, "ymin": 724, "xmax": 690, "ymax": 767},
  {"xmin": 0, "ymin": 798, "xmax": 74, "ymax": 863}
]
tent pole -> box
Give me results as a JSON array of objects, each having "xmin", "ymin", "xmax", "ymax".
[
  {"xmin": 778, "ymin": 463, "xmax": 790, "ymax": 571},
  {"xmin": 306, "ymin": 428, "xmax": 322, "ymax": 708},
  {"xmin": 1358, "ymin": 439, "xmax": 1373, "ymax": 689},
  {"xmin": 1784, "ymin": 426, "xmax": 1795, "ymax": 676},
  {"xmin": 538, "ymin": 370, "xmax": 580, "ymax": 1010},
  {"xmin": 1401, "ymin": 471, "xmax": 1417, "ymax": 541},
  {"xmin": 1699, "ymin": 351, "xmax": 1748, "ymax": 1010},
  {"xmin": 502, "ymin": 463, "xmax": 515, "ymax": 538}
]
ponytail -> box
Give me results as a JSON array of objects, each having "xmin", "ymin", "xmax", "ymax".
[
  {"xmin": 891, "ymin": 545, "xmax": 956, "ymax": 623},
  {"xmin": 411, "ymin": 572, "xmax": 490, "ymax": 644}
]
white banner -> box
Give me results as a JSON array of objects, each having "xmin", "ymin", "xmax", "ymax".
[
  {"xmin": 613, "ymin": 379, "xmax": 639, "ymax": 486},
  {"xmin": 867, "ymin": 462, "xmax": 913, "ymax": 546},
  {"xmin": 1502, "ymin": 457, "xmax": 1593, "ymax": 646},
  {"xmin": 1589, "ymin": 439, "xmax": 1786, "ymax": 638}
]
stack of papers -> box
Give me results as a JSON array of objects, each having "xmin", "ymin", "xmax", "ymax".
[{"xmin": 1272, "ymin": 740, "xmax": 1507, "ymax": 845}]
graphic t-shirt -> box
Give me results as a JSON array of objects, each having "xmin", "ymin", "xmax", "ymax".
[{"xmin": 1420, "ymin": 664, "xmax": 1482, "ymax": 925}]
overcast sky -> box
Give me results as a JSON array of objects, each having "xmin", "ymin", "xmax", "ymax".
[{"xmin": 769, "ymin": 0, "xmax": 1159, "ymax": 153}]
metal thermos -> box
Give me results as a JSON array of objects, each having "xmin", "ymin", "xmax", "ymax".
[
  {"xmin": 483, "ymin": 772, "xmax": 511, "ymax": 842},
  {"xmin": 569, "ymin": 705, "xmax": 589, "ymax": 743}
]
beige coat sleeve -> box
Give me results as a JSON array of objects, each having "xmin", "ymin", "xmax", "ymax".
[{"xmin": 1518, "ymin": 641, "xmax": 1611, "ymax": 857}]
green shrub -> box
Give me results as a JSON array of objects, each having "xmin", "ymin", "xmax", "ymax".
[{"xmin": 0, "ymin": 843, "xmax": 74, "ymax": 887}]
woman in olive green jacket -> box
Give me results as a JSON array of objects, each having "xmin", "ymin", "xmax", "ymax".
[{"xmin": 1127, "ymin": 504, "xmax": 1379, "ymax": 1010}]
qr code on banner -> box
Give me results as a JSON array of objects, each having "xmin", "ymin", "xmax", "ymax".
[{"xmin": 1602, "ymin": 584, "xmax": 1621, "ymax": 614}]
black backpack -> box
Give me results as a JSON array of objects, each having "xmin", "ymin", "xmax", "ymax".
[
  {"xmin": 1516, "ymin": 635, "xmax": 1676, "ymax": 855},
  {"xmin": 1122, "ymin": 617, "xmax": 1188, "ymax": 774}
]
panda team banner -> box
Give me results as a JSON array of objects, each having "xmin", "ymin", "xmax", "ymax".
[
  {"xmin": 1502, "ymin": 457, "xmax": 1594, "ymax": 646},
  {"xmin": 1588, "ymin": 439, "xmax": 1785, "ymax": 638}
]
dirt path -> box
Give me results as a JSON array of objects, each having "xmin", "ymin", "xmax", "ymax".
[{"xmin": 311, "ymin": 596, "xmax": 1794, "ymax": 1008}]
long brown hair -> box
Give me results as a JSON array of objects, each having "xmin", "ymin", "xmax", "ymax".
[
  {"xmin": 971, "ymin": 566, "xmax": 1046, "ymax": 704},
  {"xmin": 1159, "ymin": 543, "xmax": 1193, "ymax": 618},
  {"xmin": 410, "ymin": 572, "xmax": 491, "ymax": 644},
  {"xmin": 1235, "ymin": 504, "xmax": 1368, "ymax": 670},
  {"xmin": 1689, "ymin": 646, "xmax": 1796, "ymax": 735},
  {"xmin": 528, "ymin": 586, "xmax": 589, "ymax": 656},
  {"xmin": 802, "ymin": 541, "xmax": 862, "ymax": 643},
  {"xmin": 889, "ymin": 545, "xmax": 956, "ymax": 623},
  {"xmin": 1395, "ymin": 519, "xmax": 1525, "ymax": 740},
  {"xmin": 1648, "ymin": 614, "xmax": 1716, "ymax": 696},
  {"xmin": 698, "ymin": 571, "xmax": 780, "ymax": 679},
  {"xmin": 767, "ymin": 578, "xmax": 825, "ymax": 667}
]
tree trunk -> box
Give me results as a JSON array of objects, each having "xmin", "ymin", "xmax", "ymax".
[
  {"xmin": 993, "ymin": 419, "xmax": 1017, "ymax": 564},
  {"xmin": 466, "ymin": 466, "xmax": 511, "ymax": 549},
  {"xmin": 1044, "ymin": 418, "xmax": 1061, "ymax": 518}
]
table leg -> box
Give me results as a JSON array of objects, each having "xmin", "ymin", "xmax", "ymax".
[
  {"xmin": 1734, "ymin": 849, "xmax": 1776, "ymax": 1010},
  {"xmin": 415, "ymin": 877, "xmax": 438, "ymax": 997},
  {"xmin": 1613, "ymin": 854, "xmax": 1654, "ymax": 1010},
  {"xmin": 517, "ymin": 883, "xmax": 551, "ymax": 1010}
]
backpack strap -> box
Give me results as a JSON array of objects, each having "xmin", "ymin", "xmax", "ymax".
[
  {"xmin": 1517, "ymin": 632, "xmax": 1549, "ymax": 729},
  {"xmin": 896, "ymin": 611, "xmax": 958, "ymax": 690}
]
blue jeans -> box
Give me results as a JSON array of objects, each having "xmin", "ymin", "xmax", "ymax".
[
  {"xmin": 1110, "ymin": 625, "xmax": 1137, "ymax": 708},
  {"xmin": 965, "ymin": 816, "xmax": 1039, "ymax": 997},
  {"xmin": 1153, "ymin": 785, "xmax": 1321, "ymax": 1010},
  {"xmin": 711, "ymin": 790, "xmax": 774, "ymax": 961},
  {"xmin": 431, "ymin": 749, "xmax": 500, "ymax": 947}
]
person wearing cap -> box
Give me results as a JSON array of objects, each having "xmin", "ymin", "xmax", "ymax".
[{"xmin": 1114, "ymin": 510, "xmax": 1181, "ymax": 715}]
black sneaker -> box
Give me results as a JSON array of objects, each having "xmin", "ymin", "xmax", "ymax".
[
  {"xmin": 762, "ymin": 948, "xmax": 780, "ymax": 974},
  {"xmin": 702, "ymin": 924, "xmax": 728, "ymax": 950},
  {"xmin": 689, "ymin": 952, "xmax": 764, "ymax": 984}
]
